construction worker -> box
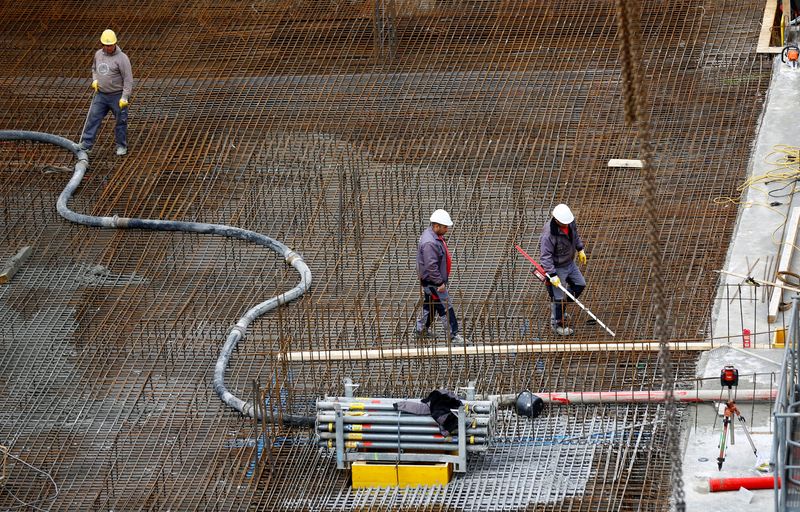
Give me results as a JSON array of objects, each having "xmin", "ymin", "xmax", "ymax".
[
  {"xmin": 540, "ymin": 204, "xmax": 587, "ymax": 336},
  {"xmin": 416, "ymin": 209, "xmax": 469, "ymax": 344},
  {"xmin": 79, "ymin": 29, "xmax": 133, "ymax": 156}
]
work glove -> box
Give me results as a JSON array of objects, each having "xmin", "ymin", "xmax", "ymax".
[
  {"xmin": 549, "ymin": 275, "xmax": 561, "ymax": 288},
  {"xmin": 119, "ymin": 98, "xmax": 129, "ymax": 109},
  {"xmin": 577, "ymin": 250, "xmax": 587, "ymax": 266},
  {"xmin": 91, "ymin": 80, "xmax": 98, "ymax": 92}
]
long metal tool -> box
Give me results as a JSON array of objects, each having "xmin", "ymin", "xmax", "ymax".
[
  {"xmin": 716, "ymin": 269, "xmax": 800, "ymax": 293},
  {"xmin": 515, "ymin": 244, "xmax": 616, "ymax": 337}
]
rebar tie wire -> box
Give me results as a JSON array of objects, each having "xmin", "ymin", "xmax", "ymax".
[{"xmin": 614, "ymin": 1, "xmax": 685, "ymax": 510}]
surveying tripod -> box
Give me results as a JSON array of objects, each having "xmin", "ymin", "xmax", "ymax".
[{"xmin": 716, "ymin": 365, "xmax": 758, "ymax": 470}]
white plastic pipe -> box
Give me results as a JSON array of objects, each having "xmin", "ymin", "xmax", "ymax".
[{"xmin": 488, "ymin": 388, "xmax": 776, "ymax": 406}]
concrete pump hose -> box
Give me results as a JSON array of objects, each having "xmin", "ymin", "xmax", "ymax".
[{"xmin": 0, "ymin": 130, "xmax": 314, "ymax": 426}]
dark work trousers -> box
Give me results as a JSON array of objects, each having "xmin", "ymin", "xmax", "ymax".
[
  {"xmin": 81, "ymin": 91, "xmax": 128, "ymax": 149},
  {"xmin": 546, "ymin": 261, "xmax": 586, "ymax": 327},
  {"xmin": 417, "ymin": 285, "xmax": 459, "ymax": 336}
]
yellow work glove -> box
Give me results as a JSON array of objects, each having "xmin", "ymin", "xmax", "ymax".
[
  {"xmin": 577, "ymin": 250, "xmax": 587, "ymax": 266},
  {"xmin": 91, "ymin": 80, "xmax": 98, "ymax": 92},
  {"xmin": 119, "ymin": 98, "xmax": 129, "ymax": 109},
  {"xmin": 549, "ymin": 275, "xmax": 561, "ymax": 288}
]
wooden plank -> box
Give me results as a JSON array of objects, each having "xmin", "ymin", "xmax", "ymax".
[
  {"xmin": 0, "ymin": 246, "xmax": 32, "ymax": 285},
  {"xmin": 758, "ymin": 0, "xmax": 783, "ymax": 53},
  {"xmin": 607, "ymin": 159, "xmax": 643, "ymax": 168},
  {"xmin": 769, "ymin": 207, "xmax": 800, "ymax": 322},
  {"xmin": 0, "ymin": 444, "xmax": 6, "ymax": 485},
  {"xmin": 283, "ymin": 341, "xmax": 713, "ymax": 362},
  {"xmin": 717, "ymin": 269, "xmax": 800, "ymax": 294}
]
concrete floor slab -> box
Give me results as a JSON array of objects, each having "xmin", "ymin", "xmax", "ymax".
[
  {"xmin": 691, "ymin": 53, "xmax": 800, "ymax": 511},
  {"xmin": 714, "ymin": 57, "xmax": 800, "ymax": 349},
  {"xmin": 683, "ymin": 345, "xmax": 779, "ymax": 510}
]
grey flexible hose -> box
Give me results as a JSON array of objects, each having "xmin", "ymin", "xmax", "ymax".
[{"xmin": 0, "ymin": 130, "xmax": 314, "ymax": 426}]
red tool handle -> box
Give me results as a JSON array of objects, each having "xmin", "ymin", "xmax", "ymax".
[{"xmin": 514, "ymin": 245, "xmax": 549, "ymax": 283}]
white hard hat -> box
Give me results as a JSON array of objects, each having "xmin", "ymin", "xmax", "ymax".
[
  {"xmin": 430, "ymin": 209, "xmax": 453, "ymax": 227},
  {"xmin": 552, "ymin": 204, "xmax": 574, "ymax": 224}
]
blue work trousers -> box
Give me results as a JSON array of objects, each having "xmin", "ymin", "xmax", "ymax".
[
  {"xmin": 546, "ymin": 261, "xmax": 586, "ymax": 327},
  {"xmin": 81, "ymin": 91, "xmax": 127, "ymax": 149},
  {"xmin": 417, "ymin": 285, "xmax": 459, "ymax": 336}
]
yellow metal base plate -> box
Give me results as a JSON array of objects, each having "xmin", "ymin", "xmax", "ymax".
[{"xmin": 351, "ymin": 461, "xmax": 453, "ymax": 488}]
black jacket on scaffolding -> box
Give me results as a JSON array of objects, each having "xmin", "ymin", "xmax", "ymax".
[{"xmin": 422, "ymin": 389, "xmax": 463, "ymax": 434}]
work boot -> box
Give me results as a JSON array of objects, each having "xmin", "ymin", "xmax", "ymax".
[
  {"xmin": 415, "ymin": 327, "xmax": 429, "ymax": 339},
  {"xmin": 551, "ymin": 302, "xmax": 571, "ymax": 326},
  {"xmin": 451, "ymin": 333, "xmax": 471, "ymax": 345},
  {"xmin": 77, "ymin": 141, "xmax": 92, "ymax": 153},
  {"xmin": 116, "ymin": 145, "xmax": 128, "ymax": 156},
  {"xmin": 553, "ymin": 325, "xmax": 574, "ymax": 336}
]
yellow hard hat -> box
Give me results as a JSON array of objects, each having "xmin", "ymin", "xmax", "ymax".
[{"xmin": 100, "ymin": 29, "xmax": 117, "ymax": 45}]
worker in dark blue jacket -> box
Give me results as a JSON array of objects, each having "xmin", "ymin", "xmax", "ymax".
[
  {"xmin": 540, "ymin": 204, "xmax": 587, "ymax": 335},
  {"xmin": 415, "ymin": 209, "xmax": 468, "ymax": 344}
]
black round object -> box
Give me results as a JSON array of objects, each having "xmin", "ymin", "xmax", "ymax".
[{"xmin": 515, "ymin": 391, "xmax": 544, "ymax": 419}]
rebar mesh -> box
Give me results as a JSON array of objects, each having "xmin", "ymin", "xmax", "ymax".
[{"xmin": 0, "ymin": 1, "xmax": 773, "ymax": 510}]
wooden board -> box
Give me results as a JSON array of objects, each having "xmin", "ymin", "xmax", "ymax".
[
  {"xmin": 758, "ymin": 0, "xmax": 783, "ymax": 54},
  {"xmin": 607, "ymin": 159, "xmax": 643, "ymax": 168},
  {"xmin": 0, "ymin": 246, "xmax": 32, "ymax": 284},
  {"xmin": 283, "ymin": 341, "xmax": 713, "ymax": 362},
  {"xmin": 769, "ymin": 207, "xmax": 800, "ymax": 322}
]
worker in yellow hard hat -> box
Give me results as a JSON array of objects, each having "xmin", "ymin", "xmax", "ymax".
[{"xmin": 78, "ymin": 29, "xmax": 133, "ymax": 156}]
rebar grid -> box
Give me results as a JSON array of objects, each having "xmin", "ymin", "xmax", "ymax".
[
  {"xmin": 0, "ymin": 1, "xmax": 773, "ymax": 510},
  {"xmin": 251, "ymin": 402, "xmax": 690, "ymax": 511}
]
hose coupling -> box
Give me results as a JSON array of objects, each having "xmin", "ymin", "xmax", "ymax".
[
  {"xmin": 228, "ymin": 325, "xmax": 246, "ymax": 338},
  {"xmin": 285, "ymin": 251, "xmax": 303, "ymax": 266}
]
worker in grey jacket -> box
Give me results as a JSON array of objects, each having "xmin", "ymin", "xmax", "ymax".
[
  {"xmin": 540, "ymin": 204, "xmax": 587, "ymax": 335},
  {"xmin": 415, "ymin": 209, "xmax": 468, "ymax": 344},
  {"xmin": 79, "ymin": 29, "xmax": 133, "ymax": 156}
]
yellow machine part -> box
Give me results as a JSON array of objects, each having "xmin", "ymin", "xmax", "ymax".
[
  {"xmin": 351, "ymin": 461, "xmax": 453, "ymax": 488},
  {"xmin": 773, "ymin": 327, "xmax": 786, "ymax": 348},
  {"xmin": 398, "ymin": 462, "xmax": 452, "ymax": 487}
]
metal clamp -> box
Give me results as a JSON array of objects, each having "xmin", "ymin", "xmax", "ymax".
[{"xmin": 343, "ymin": 378, "xmax": 360, "ymax": 398}]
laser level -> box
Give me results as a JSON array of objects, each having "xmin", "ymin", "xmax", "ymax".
[
  {"xmin": 720, "ymin": 365, "xmax": 739, "ymax": 389},
  {"xmin": 716, "ymin": 365, "xmax": 757, "ymax": 470}
]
